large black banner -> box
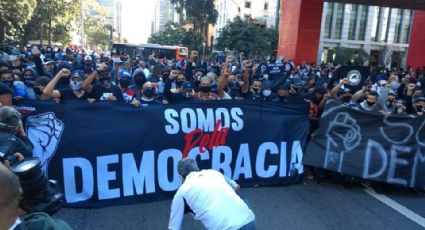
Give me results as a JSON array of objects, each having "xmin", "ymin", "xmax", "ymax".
[
  {"xmin": 15, "ymin": 100, "xmax": 309, "ymax": 208},
  {"xmin": 304, "ymin": 100, "xmax": 425, "ymax": 189}
]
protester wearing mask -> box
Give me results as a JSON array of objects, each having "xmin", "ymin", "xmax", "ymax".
[
  {"xmin": 356, "ymin": 91, "xmax": 379, "ymax": 113},
  {"xmin": 413, "ymin": 97, "xmax": 425, "ymax": 116},
  {"xmin": 43, "ymin": 69, "xmax": 92, "ymax": 102},
  {"xmin": 261, "ymin": 80, "xmax": 278, "ymax": 102},
  {"xmin": 130, "ymin": 69, "xmax": 147, "ymax": 97},
  {"xmin": 82, "ymin": 63, "xmax": 124, "ymax": 102},
  {"xmin": 31, "ymin": 77, "xmax": 52, "ymax": 100},
  {"xmin": 277, "ymin": 85, "xmax": 289, "ymax": 103},
  {"xmin": 32, "ymin": 47, "xmax": 55, "ymax": 78},
  {"xmin": 378, "ymin": 89, "xmax": 397, "ymax": 115},
  {"xmin": 131, "ymin": 81, "xmax": 160, "ymax": 107},
  {"xmin": 193, "ymin": 77, "xmax": 218, "ymax": 100},
  {"xmin": 0, "ymin": 69, "xmax": 15, "ymax": 89},
  {"xmin": 21, "ymin": 68, "xmax": 39, "ymax": 100},
  {"xmin": 83, "ymin": 55, "xmax": 95, "ymax": 73},
  {"xmin": 243, "ymin": 80, "xmax": 263, "ymax": 101},
  {"xmin": 55, "ymin": 62, "xmax": 73, "ymax": 90},
  {"xmin": 163, "ymin": 71, "xmax": 193, "ymax": 103},
  {"xmin": 118, "ymin": 70, "xmax": 136, "ymax": 103},
  {"xmin": 392, "ymin": 99, "xmax": 407, "ymax": 115}
]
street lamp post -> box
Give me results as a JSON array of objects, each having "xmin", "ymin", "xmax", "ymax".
[{"xmin": 202, "ymin": 41, "xmax": 206, "ymax": 61}]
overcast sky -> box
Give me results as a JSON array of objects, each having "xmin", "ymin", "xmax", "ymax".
[{"xmin": 121, "ymin": 0, "xmax": 154, "ymax": 44}]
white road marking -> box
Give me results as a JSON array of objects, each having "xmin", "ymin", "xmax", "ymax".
[{"xmin": 363, "ymin": 184, "xmax": 425, "ymax": 228}]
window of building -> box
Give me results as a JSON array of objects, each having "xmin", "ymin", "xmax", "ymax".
[
  {"xmin": 357, "ymin": 5, "xmax": 369, "ymax": 41},
  {"xmin": 264, "ymin": 3, "xmax": 268, "ymax": 10},
  {"xmin": 401, "ymin": 10, "xmax": 412, "ymax": 44},
  {"xmin": 393, "ymin": 9, "xmax": 403, "ymax": 43},
  {"xmin": 380, "ymin": 7, "xmax": 390, "ymax": 41},
  {"xmin": 245, "ymin": 1, "xmax": 251, "ymax": 8},
  {"xmin": 371, "ymin": 6, "xmax": 381, "ymax": 41},
  {"xmin": 323, "ymin": 2, "xmax": 334, "ymax": 39},
  {"xmin": 333, "ymin": 3, "xmax": 345, "ymax": 39},
  {"xmin": 348, "ymin": 5, "xmax": 358, "ymax": 40}
]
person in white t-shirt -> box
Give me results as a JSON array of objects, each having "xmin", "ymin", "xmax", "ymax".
[{"xmin": 168, "ymin": 158, "xmax": 256, "ymax": 230}]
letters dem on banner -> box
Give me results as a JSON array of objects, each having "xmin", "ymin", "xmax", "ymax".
[{"xmin": 304, "ymin": 99, "xmax": 425, "ymax": 189}]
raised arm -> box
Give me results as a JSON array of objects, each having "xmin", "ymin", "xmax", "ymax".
[
  {"xmin": 43, "ymin": 69, "xmax": 70, "ymax": 98},
  {"xmin": 241, "ymin": 59, "xmax": 252, "ymax": 94}
]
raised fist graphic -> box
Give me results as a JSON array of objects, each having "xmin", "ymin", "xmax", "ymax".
[
  {"xmin": 324, "ymin": 112, "xmax": 361, "ymax": 172},
  {"xmin": 26, "ymin": 112, "xmax": 64, "ymax": 175}
]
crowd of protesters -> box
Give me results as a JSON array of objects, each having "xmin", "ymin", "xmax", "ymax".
[
  {"xmin": 1, "ymin": 44, "xmax": 424, "ymax": 119},
  {"xmin": 1, "ymin": 44, "xmax": 425, "ymax": 132}
]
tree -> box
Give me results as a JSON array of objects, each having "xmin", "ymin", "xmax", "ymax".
[
  {"xmin": 0, "ymin": 0, "xmax": 37, "ymax": 43},
  {"xmin": 331, "ymin": 47, "xmax": 370, "ymax": 66},
  {"xmin": 22, "ymin": 0, "xmax": 80, "ymax": 46},
  {"xmin": 170, "ymin": 0, "xmax": 218, "ymax": 43},
  {"xmin": 83, "ymin": 0, "xmax": 111, "ymax": 50},
  {"xmin": 215, "ymin": 17, "xmax": 278, "ymax": 58},
  {"xmin": 148, "ymin": 22, "xmax": 203, "ymax": 52}
]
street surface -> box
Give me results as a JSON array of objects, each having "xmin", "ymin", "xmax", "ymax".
[{"xmin": 56, "ymin": 177, "xmax": 425, "ymax": 230}]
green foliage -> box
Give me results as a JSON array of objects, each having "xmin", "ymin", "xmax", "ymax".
[
  {"xmin": 22, "ymin": 0, "xmax": 80, "ymax": 46},
  {"xmin": 170, "ymin": 0, "xmax": 218, "ymax": 40},
  {"xmin": 215, "ymin": 17, "xmax": 278, "ymax": 58},
  {"xmin": 0, "ymin": 0, "xmax": 37, "ymax": 42},
  {"xmin": 331, "ymin": 47, "xmax": 370, "ymax": 66},
  {"xmin": 148, "ymin": 22, "xmax": 203, "ymax": 52},
  {"xmin": 83, "ymin": 0, "xmax": 111, "ymax": 50}
]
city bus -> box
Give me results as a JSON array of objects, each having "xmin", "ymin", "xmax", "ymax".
[
  {"xmin": 138, "ymin": 44, "xmax": 188, "ymax": 60},
  {"xmin": 111, "ymin": 43, "xmax": 140, "ymax": 59}
]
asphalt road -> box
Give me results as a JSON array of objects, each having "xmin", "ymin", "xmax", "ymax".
[{"xmin": 55, "ymin": 176, "xmax": 425, "ymax": 230}]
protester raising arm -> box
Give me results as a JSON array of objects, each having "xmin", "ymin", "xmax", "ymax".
[
  {"xmin": 82, "ymin": 63, "xmax": 108, "ymax": 93},
  {"xmin": 241, "ymin": 59, "xmax": 252, "ymax": 94},
  {"xmin": 42, "ymin": 69, "xmax": 70, "ymax": 98},
  {"xmin": 331, "ymin": 78, "xmax": 349, "ymax": 97},
  {"xmin": 217, "ymin": 63, "xmax": 232, "ymax": 99}
]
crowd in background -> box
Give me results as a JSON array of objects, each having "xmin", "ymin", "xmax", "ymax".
[{"xmin": 1, "ymin": 44, "xmax": 425, "ymax": 130}]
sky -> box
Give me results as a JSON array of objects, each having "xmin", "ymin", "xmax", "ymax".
[{"xmin": 121, "ymin": 0, "xmax": 155, "ymax": 44}]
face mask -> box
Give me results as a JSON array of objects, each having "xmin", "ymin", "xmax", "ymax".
[
  {"xmin": 367, "ymin": 101, "xmax": 375, "ymax": 107},
  {"xmin": 176, "ymin": 81, "xmax": 184, "ymax": 88},
  {"xmin": 252, "ymin": 88, "xmax": 262, "ymax": 95},
  {"xmin": 342, "ymin": 95, "xmax": 352, "ymax": 103},
  {"xmin": 396, "ymin": 108, "xmax": 404, "ymax": 114},
  {"xmin": 24, "ymin": 77, "xmax": 35, "ymax": 86},
  {"xmin": 70, "ymin": 81, "xmax": 82, "ymax": 90},
  {"xmin": 163, "ymin": 73, "xmax": 170, "ymax": 78},
  {"xmin": 143, "ymin": 88, "xmax": 155, "ymax": 98},
  {"xmin": 417, "ymin": 106, "xmax": 424, "ymax": 112},
  {"xmin": 119, "ymin": 79, "xmax": 130, "ymax": 88},
  {"xmin": 263, "ymin": 89, "xmax": 272, "ymax": 97},
  {"xmin": 385, "ymin": 100, "xmax": 394, "ymax": 108},
  {"xmin": 1, "ymin": 80, "xmax": 14, "ymax": 88},
  {"xmin": 199, "ymin": 85, "xmax": 211, "ymax": 93},
  {"xmin": 99, "ymin": 78, "xmax": 111, "ymax": 88},
  {"xmin": 278, "ymin": 96, "xmax": 286, "ymax": 102}
]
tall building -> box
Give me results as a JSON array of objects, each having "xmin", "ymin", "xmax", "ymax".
[
  {"xmin": 214, "ymin": 0, "xmax": 278, "ymax": 44},
  {"xmin": 97, "ymin": 0, "xmax": 122, "ymax": 40},
  {"xmin": 318, "ymin": 2, "xmax": 414, "ymax": 68},
  {"xmin": 152, "ymin": 0, "xmax": 178, "ymax": 34}
]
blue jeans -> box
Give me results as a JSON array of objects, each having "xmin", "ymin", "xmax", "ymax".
[{"xmin": 238, "ymin": 221, "xmax": 256, "ymax": 230}]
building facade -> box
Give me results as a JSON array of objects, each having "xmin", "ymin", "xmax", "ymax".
[
  {"xmin": 214, "ymin": 0, "xmax": 278, "ymax": 43},
  {"xmin": 97, "ymin": 0, "xmax": 122, "ymax": 39},
  {"xmin": 318, "ymin": 2, "xmax": 414, "ymax": 68}
]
